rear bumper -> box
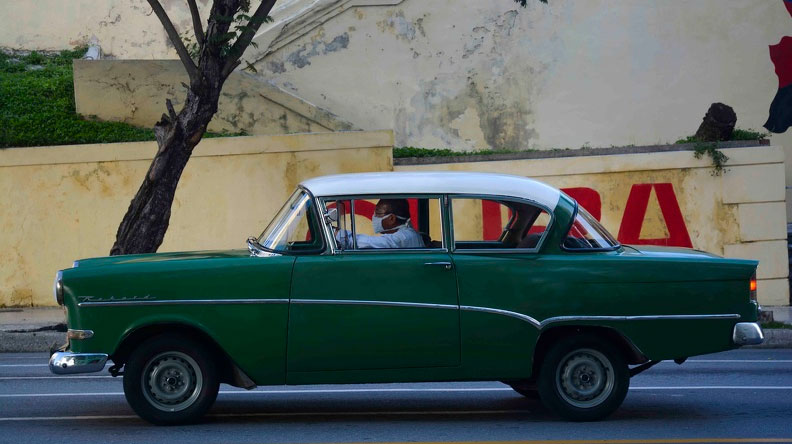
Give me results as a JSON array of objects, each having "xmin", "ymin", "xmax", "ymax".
[
  {"xmin": 732, "ymin": 322, "xmax": 764, "ymax": 346},
  {"xmin": 49, "ymin": 352, "xmax": 108, "ymax": 375}
]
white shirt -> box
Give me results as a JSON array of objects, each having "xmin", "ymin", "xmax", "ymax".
[{"xmin": 336, "ymin": 224, "xmax": 425, "ymax": 249}]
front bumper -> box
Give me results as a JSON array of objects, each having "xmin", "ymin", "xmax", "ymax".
[
  {"xmin": 49, "ymin": 352, "xmax": 108, "ymax": 375},
  {"xmin": 733, "ymin": 322, "xmax": 764, "ymax": 346}
]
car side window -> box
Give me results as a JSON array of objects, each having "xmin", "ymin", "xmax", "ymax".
[
  {"xmin": 322, "ymin": 197, "xmax": 444, "ymax": 250},
  {"xmin": 451, "ymin": 197, "xmax": 551, "ymax": 250}
]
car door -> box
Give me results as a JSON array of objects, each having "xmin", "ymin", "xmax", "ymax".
[
  {"xmin": 450, "ymin": 196, "xmax": 552, "ymax": 379},
  {"xmin": 286, "ymin": 196, "xmax": 460, "ymax": 376}
]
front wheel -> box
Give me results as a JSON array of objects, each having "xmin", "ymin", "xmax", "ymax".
[
  {"xmin": 123, "ymin": 334, "xmax": 219, "ymax": 425},
  {"xmin": 537, "ymin": 336, "xmax": 629, "ymax": 421}
]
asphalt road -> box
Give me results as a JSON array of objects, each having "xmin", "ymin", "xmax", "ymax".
[{"xmin": 0, "ymin": 349, "xmax": 791, "ymax": 444}]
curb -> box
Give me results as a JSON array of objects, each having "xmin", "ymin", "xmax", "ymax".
[
  {"xmin": 744, "ymin": 328, "xmax": 792, "ymax": 349},
  {"xmin": 0, "ymin": 331, "xmax": 65, "ymax": 353},
  {"xmin": 0, "ymin": 329, "xmax": 790, "ymax": 353}
]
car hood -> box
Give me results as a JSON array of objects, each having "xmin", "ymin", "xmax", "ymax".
[{"xmin": 72, "ymin": 249, "xmax": 253, "ymax": 268}]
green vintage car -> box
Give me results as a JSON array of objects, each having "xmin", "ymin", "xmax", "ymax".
[{"xmin": 50, "ymin": 172, "xmax": 763, "ymax": 424}]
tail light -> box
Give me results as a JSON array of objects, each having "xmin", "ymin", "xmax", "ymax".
[{"xmin": 749, "ymin": 272, "xmax": 757, "ymax": 302}]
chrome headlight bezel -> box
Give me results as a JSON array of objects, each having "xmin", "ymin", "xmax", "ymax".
[{"xmin": 54, "ymin": 270, "xmax": 64, "ymax": 306}]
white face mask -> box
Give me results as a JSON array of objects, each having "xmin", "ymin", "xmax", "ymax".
[{"xmin": 371, "ymin": 214, "xmax": 391, "ymax": 234}]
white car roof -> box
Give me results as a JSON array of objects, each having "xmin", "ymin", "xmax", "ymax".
[{"xmin": 300, "ymin": 172, "xmax": 562, "ymax": 210}]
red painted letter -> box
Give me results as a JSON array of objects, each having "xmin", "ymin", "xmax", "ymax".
[{"xmin": 617, "ymin": 183, "xmax": 692, "ymax": 248}]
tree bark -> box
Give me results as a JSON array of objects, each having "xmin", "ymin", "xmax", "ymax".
[{"xmin": 110, "ymin": 80, "xmax": 222, "ymax": 255}]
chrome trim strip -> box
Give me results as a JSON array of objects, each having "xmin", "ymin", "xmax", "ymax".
[
  {"xmin": 539, "ymin": 314, "xmax": 741, "ymax": 329},
  {"xmin": 291, "ymin": 299, "xmax": 458, "ymax": 310},
  {"xmin": 78, "ymin": 298, "xmax": 289, "ymax": 307},
  {"xmin": 460, "ymin": 305, "xmax": 541, "ymax": 327}
]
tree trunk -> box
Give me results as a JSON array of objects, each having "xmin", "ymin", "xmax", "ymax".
[{"xmin": 110, "ymin": 86, "xmax": 219, "ymax": 256}]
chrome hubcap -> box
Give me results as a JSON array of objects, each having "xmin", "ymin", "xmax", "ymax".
[
  {"xmin": 556, "ymin": 348, "xmax": 614, "ymax": 408},
  {"xmin": 141, "ymin": 351, "xmax": 202, "ymax": 412}
]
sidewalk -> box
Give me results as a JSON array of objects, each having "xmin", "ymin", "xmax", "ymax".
[
  {"xmin": 0, "ymin": 307, "xmax": 65, "ymax": 353},
  {"xmin": 0, "ymin": 306, "xmax": 790, "ymax": 353}
]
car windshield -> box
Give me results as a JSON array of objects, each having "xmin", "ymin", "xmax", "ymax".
[
  {"xmin": 563, "ymin": 206, "xmax": 620, "ymax": 250},
  {"xmin": 257, "ymin": 189, "xmax": 315, "ymax": 252}
]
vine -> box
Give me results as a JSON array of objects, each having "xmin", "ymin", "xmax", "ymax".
[{"xmin": 693, "ymin": 142, "xmax": 729, "ymax": 176}]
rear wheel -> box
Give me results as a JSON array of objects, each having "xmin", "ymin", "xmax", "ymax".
[
  {"xmin": 537, "ymin": 335, "xmax": 629, "ymax": 421},
  {"xmin": 123, "ymin": 334, "xmax": 219, "ymax": 425}
]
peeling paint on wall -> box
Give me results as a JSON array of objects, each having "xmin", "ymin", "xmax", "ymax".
[
  {"xmin": 286, "ymin": 31, "xmax": 350, "ymax": 69},
  {"xmin": 377, "ymin": 10, "xmax": 417, "ymax": 41}
]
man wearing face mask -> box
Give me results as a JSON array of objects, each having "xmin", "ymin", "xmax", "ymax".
[{"xmin": 335, "ymin": 199, "xmax": 425, "ymax": 249}]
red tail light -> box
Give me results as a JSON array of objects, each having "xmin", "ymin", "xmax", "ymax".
[{"xmin": 749, "ymin": 272, "xmax": 757, "ymax": 302}]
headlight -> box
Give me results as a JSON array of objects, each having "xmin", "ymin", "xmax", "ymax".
[{"xmin": 54, "ymin": 270, "xmax": 64, "ymax": 306}]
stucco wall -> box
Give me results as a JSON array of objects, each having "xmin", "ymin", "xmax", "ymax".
[
  {"xmin": 73, "ymin": 60, "xmax": 354, "ymax": 135},
  {"xmin": 396, "ymin": 144, "xmax": 790, "ymax": 306},
  {"xmin": 0, "ymin": 0, "xmax": 205, "ymax": 59},
  {"xmin": 253, "ymin": 1, "xmax": 792, "ymax": 151},
  {"xmin": 0, "ymin": 131, "xmax": 393, "ymax": 307}
]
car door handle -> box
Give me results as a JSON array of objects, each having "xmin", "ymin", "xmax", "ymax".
[{"xmin": 424, "ymin": 261, "xmax": 453, "ymax": 270}]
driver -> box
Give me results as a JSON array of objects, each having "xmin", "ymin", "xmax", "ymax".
[{"xmin": 336, "ymin": 199, "xmax": 424, "ymax": 249}]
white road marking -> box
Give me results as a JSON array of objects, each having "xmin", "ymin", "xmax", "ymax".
[
  {"xmin": 0, "ymin": 376, "xmax": 114, "ymax": 380},
  {"xmin": 4, "ymin": 359, "xmax": 791, "ymax": 368},
  {"xmin": 2, "ymin": 386, "xmax": 792, "ymax": 399},
  {"xmin": 0, "ymin": 364, "xmax": 49, "ymax": 367},
  {"xmin": 670, "ymin": 360, "xmax": 792, "ymax": 363},
  {"xmin": 0, "ymin": 409, "xmax": 538, "ymax": 422}
]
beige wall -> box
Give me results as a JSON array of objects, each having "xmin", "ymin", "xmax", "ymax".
[
  {"xmin": 250, "ymin": 1, "xmax": 790, "ymax": 151},
  {"xmin": 0, "ymin": 131, "xmax": 393, "ymax": 307},
  {"xmin": 397, "ymin": 145, "xmax": 790, "ymax": 306},
  {"xmin": 73, "ymin": 60, "xmax": 354, "ymax": 135},
  {"xmin": 1, "ymin": 137, "xmax": 787, "ymax": 307}
]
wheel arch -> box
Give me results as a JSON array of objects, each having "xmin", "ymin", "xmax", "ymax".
[
  {"xmin": 532, "ymin": 325, "xmax": 648, "ymax": 377},
  {"xmin": 110, "ymin": 322, "xmax": 251, "ymax": 388}
]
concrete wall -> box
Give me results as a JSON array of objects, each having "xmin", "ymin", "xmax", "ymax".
[
  {"xmin": 73, "ymin": 60, "xmax": 355, "ymax": 135},
  {"xmin": 396, "ymin": 144, "xmax": 790, "ymax": 306},
  {"xmin": 250, "ymin": 1, "xmax": 792, "ymax": 151},
  {"xmin": 0, "ymin": 0, "xmax": 197, "ymax": 59},
  {"xmin": 0, "ymin": 131, "xmax": 393, "ymax": 307}
]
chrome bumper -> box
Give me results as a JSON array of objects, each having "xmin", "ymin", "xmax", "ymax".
[
  {"xmin": 49, "ymin": 352, "xmax": 108, "ymax": 375},
  {"xmin": 733, "ymin": 322, "xmax": 764, "ymax": 346}
]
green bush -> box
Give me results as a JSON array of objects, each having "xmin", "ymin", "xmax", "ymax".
[
  {"xmin": 393, "ymin": 146, "xmax": 524, "ymax": 158},
  {"xmin": 675, "ymin": 128, "xmax": 767, "ymax": 145},
  {"xmin": 0, "ymin": 48, "xmax": 159, "ymax": 148}
]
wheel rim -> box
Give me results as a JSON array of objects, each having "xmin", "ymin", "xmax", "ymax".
[
  {"xmin": 141, "ymin": 351, "xmax": 203, "ymax": 412},
  {"xmin": 555, "ymin": 348, "xmax": 615, "ymax": 409}
]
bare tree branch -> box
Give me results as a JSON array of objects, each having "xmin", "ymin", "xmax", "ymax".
[
  {"xmin": 186, "ymin": 0, "xmax": 205, "ymax": 46},
  {"xmin": 221, "ymin": 0, "xmax": 277, "ymax": 79},
  {"xmin": 147, "ymin": 0, "xmax": 199, "ymax": 82}
]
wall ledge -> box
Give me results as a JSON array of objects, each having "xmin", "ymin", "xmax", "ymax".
[
  {"xmin": 394, "ymin": 140, "xmax": 771, "ymax": 166},
  {"xmin": 0, "ymin": 130, "xmax": 394, "ymax": 168}
]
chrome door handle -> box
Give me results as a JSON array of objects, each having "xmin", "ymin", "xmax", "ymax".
[{"xmin": 424, "ymin": 261, "xmax": 453, "ymax": 270}]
